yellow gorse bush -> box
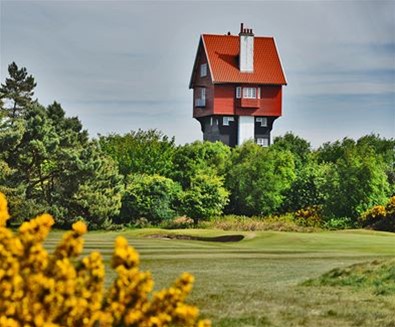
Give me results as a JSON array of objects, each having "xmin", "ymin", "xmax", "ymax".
[{"xmin": 0, "ymin": 192, "xmax": 211, "ymax": 327}]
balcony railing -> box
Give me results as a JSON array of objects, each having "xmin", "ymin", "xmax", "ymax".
[{"xmin": 195, "ymin": 98, "xmax": 206, "ymax": 107}]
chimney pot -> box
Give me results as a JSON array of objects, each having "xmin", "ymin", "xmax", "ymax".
[{"xmin": 240, "ymin": 23, "xmax": 244, "ymax": 34}]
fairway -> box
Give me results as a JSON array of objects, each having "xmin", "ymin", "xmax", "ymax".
[{"xmin": 46, "ymin": 229, "xmax": 395, "ymax": 327}]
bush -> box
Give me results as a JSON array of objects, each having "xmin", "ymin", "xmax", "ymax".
[
  {"xmin": 359, "ymin": 196, "xmax": 395, "ymax": 232},
  {"xmin": 120, "ymin": 174, "xmax": 181, "ymax": 225},
  {"xmin": 324, "ymin": 217, "xmax": 357, "ymax": 230},
  {"xmin": 178, "ymin": 173, "xmax": 229, "ymax": 225},
  {"xmin": 294, "ymin": 205, "xmax": 323, "ymax": 227},
  {"xmin": 0, "ymin": 192, "xmax": 210, "ymax": 327},
  {"xmin": 161, "ymin": 216, "xmax": 195, "ymax": 229},
  {"xmin": 202, "ymin": 214, "xmax": 317, "ymax": 232}
]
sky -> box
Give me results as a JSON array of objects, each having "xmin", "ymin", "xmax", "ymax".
[{"xmin": 0, "ymin": 0, "xmax": 394, "ymax": 147}]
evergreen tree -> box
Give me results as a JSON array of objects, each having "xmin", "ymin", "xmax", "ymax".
[{"xmin": 0, "ymin": 62, "xmax": 37, "ymax": 119}]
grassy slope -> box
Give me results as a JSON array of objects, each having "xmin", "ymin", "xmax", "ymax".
[{"xmin": 46, "ymin": 229, "xmax": 395, "ymax": 327}]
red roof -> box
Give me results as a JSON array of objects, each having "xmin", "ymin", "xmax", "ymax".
[{"xmin": 191, "ymin": 34, "xmax": 287, "ymax": 87}]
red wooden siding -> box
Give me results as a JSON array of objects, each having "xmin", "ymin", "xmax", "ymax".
[
  {"xmin": 194, "ymin": 84, "xmax": 282, "ymax": 118},
  {"xmin": 193, "ymin": 45, "xmax": 215, "ymax": 118}
]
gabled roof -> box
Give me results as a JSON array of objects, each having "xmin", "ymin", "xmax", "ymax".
[{"xmin": 189, "ymin": 34, "xmax": 287, "ymax": 88}]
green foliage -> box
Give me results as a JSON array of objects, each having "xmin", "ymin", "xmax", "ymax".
[
  {"xmin": 0, "ymin": 64, "xmax": 123, "ymax": 229},
  {"xmin": 322, "ymin": 145, "xmax": 390, "ymax": 220},
  {"xmin": 272, "ymin": 132, "xmax": 311, "ymax": 169},
  {"xmin": 0, "ymin": 62, "xmax": 36, "ymax": 119},
  {"xmin": 120, "ymin": 174, "xmax": 181, "ymax": 224},
  {"xmin": 1, "ymin": 62, "xmax": 394, "ymax": 231},
  {"xmin": 294, "ymin": 205, "xmax": 323, "ymax": 227},
  {"xmin": 324, "ymin": 217, "xmax": 357, "ymax": 230},
  {"xmin": 226, "ymin": 141, "xmax": 296, "ymax": 216},
  {"xmin": 178, "ymin": 173, "xmax": 229, "ymax": 224},
  {"xmin": 359, "ymin": 196, "xmax": 395, "ymax": 232},
  {"xmin": 171, "ymin": 141, "xmax": 231, "ymax": 188},
  {"xmin": 281, "ymin": 160, "xmax": 329, "ymax": 213},
  {"xmin": 99, "ymin": 129, "xmax": 175, "ymax": 176}
]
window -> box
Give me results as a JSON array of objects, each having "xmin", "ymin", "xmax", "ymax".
[
  {"xmin": 243, "ymin": 87, "xmax": 256, "ymax": 99},
  {"xmin": 257, "ymin": 87, "xmax": 261, "ymax": 99},
  {"xmin": 201, "ymin": 88, "xmax": 206, "ymax": 100},
  {"xmin": 200, "ymin": 63, "xmax": 207, "ymax": 77},
  {"xmin": 256, "ymin": 137, "xmax": 269, "ymax": 147},
  {"xmin": 236, "ymin": 87, "xmax": 241, "ymax": 99},
  {"xmin": 223, "ymin": 116, "xmax": 235, "ymax": 126},
  {"xmin": 256, "ymin": 117, "xmax": 267, "ymax": 127},
  {"xmin": 195, "ymin": 88, "xmax": 206, "ymax": 107}
]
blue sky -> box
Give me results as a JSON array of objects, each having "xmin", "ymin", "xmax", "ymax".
[{"xmin": 1, "ymin": 0, "xmax": 394, "ymax": 147}]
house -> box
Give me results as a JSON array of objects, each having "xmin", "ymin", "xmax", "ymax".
[{"xmin": 189, "ymin": 24, "xmax": 287, "ymax": 147}]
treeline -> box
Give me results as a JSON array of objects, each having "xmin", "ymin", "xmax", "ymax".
[{"xmin": 1, "ymin": 63, "xmax": 394, "ymax": 229}]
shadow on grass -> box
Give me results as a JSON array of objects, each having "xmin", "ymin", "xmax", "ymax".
[{"xmin": 146, "ymin": 234, "xmax": 245, "ymax": 242}]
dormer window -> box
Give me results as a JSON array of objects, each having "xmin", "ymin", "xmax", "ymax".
[{"xmin": 200, "ymin": 63, "xmax": 207, "ymax": 77}]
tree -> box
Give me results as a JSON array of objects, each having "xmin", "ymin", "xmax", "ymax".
[
  {"xmin": 120, "ymin": 174, "xmax": 181, "ymax": 224},
  {"xmin": 0, "ymin": 62, "xmax": 36, "ymax": 119},
  {"xmin": 322, "ymin": 145, "xmax": 390, "ymax": 220},
  {"xmin": 0, "ymin": 99, "xmax": 123, "ymax": 227},
  {"xmin": 225, "ymin": 141, "xmax": 296, "ymax": 216},
  {"xmin": 272, "ymin": 132, "xmax": 311, "ymax": 169},
  {"xmin": 281, "ymin": 160, "xmax": 330, "ymax": 212},
  {"xmin": 99, "ymin": 129, "xmax": 175, "ymax": 177},
  {"xmin": 178, "ymin": 173, "xmax": 229, "ymax": 225},
  {"xmin": 171, "ymin": 141, "xmax": 231, "ymax": 189},
  {"xmin": 62, "ymin": 144, "xmax": 124, "ymax": 229}
]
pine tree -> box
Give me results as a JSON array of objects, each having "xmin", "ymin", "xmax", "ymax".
[{"xmin": 0, "ymin": 62, "xmax": 37, "ymax": 119}]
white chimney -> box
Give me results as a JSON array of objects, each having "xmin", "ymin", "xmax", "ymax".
[{"xmin": 239, "ymin": 23, "xmax": 254, "ymax": 73}]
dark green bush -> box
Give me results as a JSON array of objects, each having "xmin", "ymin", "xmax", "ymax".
[{"xmin": 120, "ymin": 174, "xmax": 181, "ymax": 225}]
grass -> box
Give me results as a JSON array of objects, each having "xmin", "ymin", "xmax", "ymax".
[{"xmin": 45, "ymin": 229, "xmax": 395, "ymax": 327}]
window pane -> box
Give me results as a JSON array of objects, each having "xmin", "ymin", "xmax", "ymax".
[
  {"xmin": 200, "ymin": 64, "xmax": 207, "ymax": 77},
  {"xmin": 236, "ymin": 87, "xmax": 241, "ymax": 98},
  {"xmin": 243, "ymin": 87, "xmax": 257, "ymax": 99}
]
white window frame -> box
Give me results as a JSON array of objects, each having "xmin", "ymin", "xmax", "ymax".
[
  {"xmin": 223, "ymin": 116, "xmax": 235, "ymax": 126},
  {"xmin": 257, "ymin": 87, "xmax": 261, "ymax": 99},
  {"xmin": 236, "ymin": 86, "xmax": 241, "ymax": 99},
  {"xmin": 256, "ymin": 117, "xmax": 267, "ymax": 127},
  {"xmin": 200, "ymin": 63, "xmax": 207, "ymax": 77},
  {"xmin": 256, "ymin": 137, "xmax": 269, "ymax": 147},
  {"xmin": 243, "ymin": 87, "xmax": 257, "ymax": 99}
]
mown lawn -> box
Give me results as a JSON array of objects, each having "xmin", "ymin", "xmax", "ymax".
[{"xmin": 46, "ymin": 229, "xmax": 395, "ymax": 327}]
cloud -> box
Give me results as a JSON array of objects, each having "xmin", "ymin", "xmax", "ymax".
[{"xmin": 1, "ymin": 0, "xmax": 394, "ymax": 146}]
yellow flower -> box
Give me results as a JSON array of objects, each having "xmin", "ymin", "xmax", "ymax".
[
  {"xmin": 0, "ymin": 192, "xmax": 210, "ymax": 327},
  {"xmin": 72, "ymin": 221, "xmax": 87, "ymax": 235},
  {"xmin": 0, "ymin": 192, "xmax": 10, "ymax": 227}
]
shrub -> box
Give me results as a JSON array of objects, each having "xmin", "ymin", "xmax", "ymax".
[
  {"xmin": 178, "ymin": 173, "xmax": 229, "ymax": 225},
  {"xmin": 202, "ymin": 214, "xmax": 317, "ymax": 232},
  {"xmin": 120, "ymin": 174, "xmax": 181, "ymax": 225},
  {"xmin": 0, "ymin": 192, "xmax": 210, "ymax": 327},
  {"xmin": 324, "ymin": 217, "xmax": 357, "ymax": 230},
  {"xmin": 359, "ymin": 196, "xmax": 395, "ymax": 232},
  {"xmin": 294, "ymin": 205, "xmax": 322, "ymax": 227},
  {"xmin": 161, "ymin": 216, "xmax": 195, "ymax": 229}
]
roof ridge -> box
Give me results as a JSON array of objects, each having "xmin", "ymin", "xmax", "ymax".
[{"xmin": 202, "ymin": 34, "xmax": 274, "ymax": 39}]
